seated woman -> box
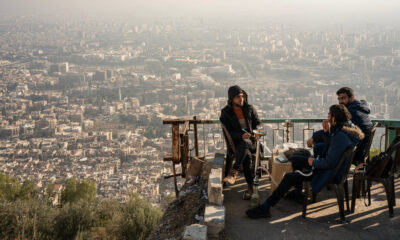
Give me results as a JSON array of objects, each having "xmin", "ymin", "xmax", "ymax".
[{"xmin": 246, "ymin": 104, "xmax": 364, "ymax": 219}]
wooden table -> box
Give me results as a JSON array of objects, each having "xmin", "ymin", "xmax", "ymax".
[{"xmin": 270, "ymin": 148, "xmax": 293, "ymax": 194}]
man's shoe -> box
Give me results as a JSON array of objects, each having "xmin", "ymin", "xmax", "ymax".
[
  {"xmin": 223, "ymin": 169, "xmax": 239, "ymax": 185},
  {"xmin": 246, "ymin": 205, "xmax": 271, "ymax": 219}
]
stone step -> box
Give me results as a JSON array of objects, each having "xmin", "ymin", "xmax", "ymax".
[
  {"xmin": 204, "ymin": 204, "xmax": 225, "ymax": 239},
  {"xmin": 183, "ymin": 224, "xmax": 208, "ymax": 240},
  {"xmin": 208, "ymin": 168, "xmax": 223, "ymax": 205}
]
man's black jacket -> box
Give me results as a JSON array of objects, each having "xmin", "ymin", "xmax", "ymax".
[{"xmin": 219, "ymin": 85, "xmax": 261, "ymax": 146}]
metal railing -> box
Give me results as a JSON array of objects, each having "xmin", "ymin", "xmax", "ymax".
[{"xmin": 163, "ymin": 116, "xmax": 400, "ymax": 196}]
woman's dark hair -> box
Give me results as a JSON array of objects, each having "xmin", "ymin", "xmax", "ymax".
[
  {"xmin": 329, "ymin": 104, "xmax": 352, "ymax": 124},
  {"xmin": 336, "ymin": 87, "xmax": 354, "ymax": 98}
]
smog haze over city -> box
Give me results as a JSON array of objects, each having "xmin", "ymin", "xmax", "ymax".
[
  {"xmin": 2, "ymin": 0, "xmax": 400, "ymax": 22},
  {"xmin": 1, "ymin": 0, "xmax": 400, "ymax": 234}
]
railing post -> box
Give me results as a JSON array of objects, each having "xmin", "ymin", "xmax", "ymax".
[
  {"xmin": 180, "ymin": 134, "xmax": 189, "ymax": 178},
  {"xmin": 193, "ymin": 116, "xmax": 199, "ymax": 156},
  {"xmin": 172, "ymin": 163, "xmax": 179, "ymax": 197},
  {"xmin": 273, "ymin": 123, "xmax": 284, "ymax": 147},
  {"xmin": 380, "ymin": 133, "xmax": 386, "ymax": 152},
  {"xmin": 172, "ymin": 123, "xmax": 180, "ymax": 163},
  {"xmin": 172, "ymin": 123, "xmax": 181, "ymax": 197},
  {"xmin": 284, "ymin": 120, "xmax": 294, "ymax": 143},
  {"xmin": 180, "ymin": 121, "xmax": 190, "ymax": 178}
]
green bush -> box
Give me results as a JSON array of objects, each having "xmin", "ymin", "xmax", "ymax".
[
  {"xmin": 0, "ymin": 199, "xmax": 56, "ymax": 240},
  {"xmin": 53, "ymin": 200, "xmax": 98, "ymax": 240},
  {"xmin": 109, "ymin": 193, "xmax": 163, "ymax": 240},
  {"xmin": 61, "ymin": 178, "xmax": 97, "ymax": 204},
  {"xmin": 0, "ymin": 173, "xmax": 38, "ymax": 201},
  {"xmin": 0, "ymin": 175, "xmax": 163, "ymax": 240}
]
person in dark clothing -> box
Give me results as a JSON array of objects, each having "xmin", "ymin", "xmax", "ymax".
[
  {"xmin": 308, "ymin": 87, "xmax": 373, "ymax": 164},
  {"xmin": 337, "ymin": 87, "xmax": 373, "ymax": 169},
  {"xmin": 246, "ymin": 104, "xmax": 364, "ymax": 219},
  {"xmin": 336, "ymin": 87, "xmax": 373, "ymax": 133},
  {"xmin": 220, "ymin": 85, "xmax": 261, "ymax": 199}
]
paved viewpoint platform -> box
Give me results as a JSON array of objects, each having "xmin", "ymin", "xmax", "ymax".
[{"xmin": 223, "ymin": 174, "xmax": 400, "ymax": 240}]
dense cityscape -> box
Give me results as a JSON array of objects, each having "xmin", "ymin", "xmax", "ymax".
[{"xmin": 1, "ymin": 13, "xmax": 400, "ymax": 208}]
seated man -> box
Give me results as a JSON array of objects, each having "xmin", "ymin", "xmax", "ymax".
[
  {"xmin": 220, "ymin": 85, "xmax": 261, "ymax": 200},
  {"xmin": 247, "ymin": 104, "xmax": 364, "ymax": 218},
  {"xmin": 308, "ymin": 87, "xmax": 373, "ymax": 163}
]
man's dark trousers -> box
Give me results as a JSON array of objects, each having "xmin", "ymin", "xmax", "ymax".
[
  {"xmin": 263, "ymin": 172, "xmax": 313, "ymax": 207},
  {"xmin": 234, "ymin": 138, "xmax": 256, "ymax": 185}
]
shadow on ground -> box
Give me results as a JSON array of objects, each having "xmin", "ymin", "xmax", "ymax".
[{"xmin": 223, "ymin": 174, "xmax": 400, "ymax": 240}]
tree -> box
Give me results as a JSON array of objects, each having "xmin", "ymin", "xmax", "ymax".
[
  {"xmin": 110, "ymin": 193, "xmax": 162, "ymax": 240},
  {"xmin": 45, "ymin": 182, "xmax": 55, "ymax": 200},
  {"xmin": 18, "ymin": 180, "xmax": 38, "ymax": 200},
  {"xmin": 0, "ymin": 173, "xmax": 36, "ymax": 201},
  {"xmin": 61, "ymin": 178, "xmax": 97, "ymax": 204},
  {"xmin": 53, "ymin": 200, "xmax": 97, "ymax": 240},
  {"xmin": 0, "ymin": 199, "xmax": 56, "ymax": 240}
]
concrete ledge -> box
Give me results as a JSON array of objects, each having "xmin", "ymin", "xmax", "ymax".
[
  {"xmin": 183, "ymin": 224, "xmax": 208, "ymax": 240},
  {"xmin": 204, "ymin": 204, "xmax": 225, "ymax": 239},
  {"xmin": 208, "ymin": 168, "xmax": 224, "ymax": 205},
  {"xmin": 204, "ymin": 153, "xmax": 226, "ymax": 239},
  {"xmin": 212, "ymin": 152, "xmax": 225, "ymax": 169}
]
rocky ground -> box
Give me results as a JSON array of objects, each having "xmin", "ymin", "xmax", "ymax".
[{"xmin": 149, "ymin": 160, "xmax": 212, "ymax": 240}]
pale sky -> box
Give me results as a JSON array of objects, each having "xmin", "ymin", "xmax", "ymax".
[{"xmin": 1, "ymin": 0, "xmax": 399, "ymax": 24}]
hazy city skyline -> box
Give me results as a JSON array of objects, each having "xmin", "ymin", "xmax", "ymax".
[{"xmin": 1, "ymin": 0, "xmax": 400, "ymax": 26}]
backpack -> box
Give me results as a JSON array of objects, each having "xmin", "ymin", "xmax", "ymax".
[
  {"xmin": 284, "ymin": 148, "xmax": 311, "ymax": 160},
  {"xmin": 365, "ymin": 135, "xmax": 400, "ymax": 178},
  {"xmin": 363, "ymin": 135, "xmax": 400, "ymax": 206},
  {"xmin": 365, "ymin": 152, "xmax": 392, "ymax": 178}
]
